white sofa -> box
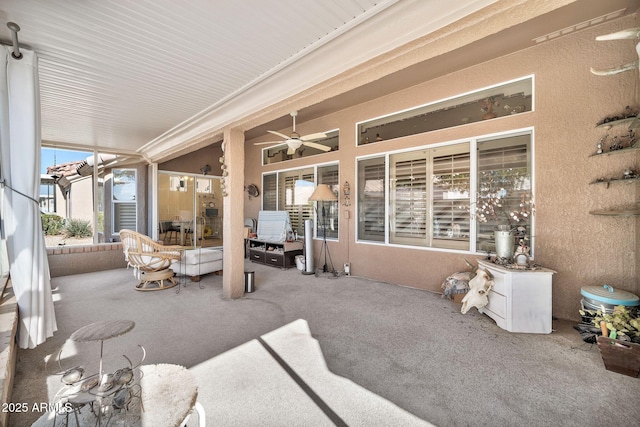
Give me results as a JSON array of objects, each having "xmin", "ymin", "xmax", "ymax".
[{"xmin": 171, "ymin": 247, "xmax": 223, "ymax": 281}]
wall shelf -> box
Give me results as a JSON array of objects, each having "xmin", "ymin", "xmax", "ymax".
[
  {"xmin": 595, "ymin": 117, "xmax": 638, "ymax": 129},
  {"xmin": 589, "ymin": 145, "xmax": 640, "ymax": 158},
  {"xmin": 589, "ymin": 208, "xmax": 640, "ymax": 216},
  {"xmin": 590, "ymin": 176, "xmax": 640, "ymax": 187}
]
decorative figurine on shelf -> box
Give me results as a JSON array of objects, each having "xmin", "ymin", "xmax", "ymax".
[
  {"xmin": 503, "ymin": 104, "xmax": 525, "ymax": 115},
  {"xmin": 513, "ymin": 238, "xmax": 530, "ymax": 267},
  {"xmin": 623, "ymin": 168, "xmax": 638, "ymax": 179},
  {"xmin": 480, "ymin": 97, "xmax": 499, "ymax": 120},
  {"xmin": 609, "ymin": 136, "xmax": 622, "ymax": 151},
  {"xmin": 596, "ymin": 137, "xmax": 605, "ymax": 154},
  {"xmin": 625, "ymin": 128, "xmax": 636, "ymax": 144}
]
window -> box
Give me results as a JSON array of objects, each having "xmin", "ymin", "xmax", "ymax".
[
  {"xmin": 476, "ymin": 134, "xmax": 531, "ymax": 253},
  {"xmin": 317, "ymin": 164, "xmax": 339, "ymax": 239},
  {"xmin": 390, "ymin": 153, "xmax": 427, "ymax": 244},
  {"xmin": 357, "ymin": 157, "xmax": 385, "ymax": 242},
  {"xmin": 197, "ymin": 178, "xmax": 212, "ymax": 193},
  {"xmin": 357, "ymin": 76, "xmax": 532, "ymax": 145},
  {"xmin": 112, "ymin": 169, "xmax": 137, "ymax": 232},
  {"xmin": 169, "ymin": 175, "xmax": 188, "ymax": 192},
  {"xmin": 389, "ymin": 143, "xmax": 470, "ymax": 249},
  {"xmin": 262, "ymin": 163, "xmax": 339, "ymax": 239},
  {"xmin": 432, "ymin": 146, "xmax": 471, "ymax": 250},
  {"xmin": 280, "ymin": 168, "xmax": 314, "ymax": 237},
  {"xmin": 356, "ymin": 130, "xmax": 532, "ymax": 254}
]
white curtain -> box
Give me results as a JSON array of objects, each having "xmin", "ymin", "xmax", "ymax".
[{"xmin": 0, "ymin": 46, "xmax": 57, "ymax": 348}]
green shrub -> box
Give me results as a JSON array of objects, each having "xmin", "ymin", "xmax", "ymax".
[
  {"xmin": 63, "ymin": 218, "xmax": 93, "ymax": 238},
  {"xmin": 97, "ymin": 212, "xmax": 104, "ymax": 233},
  {"xmin": 41, "ymin": 213, "xmax": 64, "ymax": 235}
]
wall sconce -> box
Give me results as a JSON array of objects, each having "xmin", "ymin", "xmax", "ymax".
[
  {"xmin": 343, "ymin": 181, "xmax": 351, "ymax": 206},
  {"xmin": 76, "ymin": 161, "xmax": 93, "ymax": 177}
]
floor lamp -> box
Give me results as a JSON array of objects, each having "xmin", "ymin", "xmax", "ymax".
[{"xmin": 308, "ymin": 184, "xmax": 338, "ymax": 274}]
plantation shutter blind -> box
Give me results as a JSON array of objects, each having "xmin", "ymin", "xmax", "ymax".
[
  {"xmin": 262, "ymin": 173, "xmax": 277, "ymax": 211},
  {"xmin": 432, "ymin": 150, "xmax": 470, "ymax": 248},
  {"xmin": 282, "ymin": 175, "xmax": 298, "ymax": 230},
  {"xmin": 358, "ymin": 159, "xmax": 385, "ymax": 242},
  {"xmin": 478, "ymin": 144, "xmax": 528, "ymax": 174},
  {"xmin": 114, "ymin": 203, "xmax": 136, "ymax": 231},
  {"xmin": 300, "ymin": 172, "xmax": 314, "ymax": 234},
  {"xmin": 280, "ymin": 170, "xmax": 314, "ymax": 234},
  {"xmin": 391, "ymin": 155, "xmax": 427, "ymax": 242}
]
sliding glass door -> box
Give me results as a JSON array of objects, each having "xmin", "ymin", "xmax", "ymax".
[{"xmin": 158, "ymin": 172, "xmax": 222, "ymax": 247}]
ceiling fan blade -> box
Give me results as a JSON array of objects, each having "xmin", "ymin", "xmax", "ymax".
[
  {"xmin": 254, "ymin": 141, "xmax": 285, "ymax": 146},
  {"xmin": 267, "ymin": 130, "xmax": 290, "ymax": 140},
  {"xmin": 300, "ymin": 132, "xmax": 327, "ymax": 141},
  {"xmin": 302, "ymin": 141, "xmax": 331, "ymax": 152}
]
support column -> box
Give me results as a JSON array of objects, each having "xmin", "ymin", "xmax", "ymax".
[{"xmin": 222, "ymin": 128, "xmax": 245, "ymax": 299}]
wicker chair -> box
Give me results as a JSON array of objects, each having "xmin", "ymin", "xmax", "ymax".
[{"xmin": 119, "ymin": 229, "xmax": 183, "ymax": 291}]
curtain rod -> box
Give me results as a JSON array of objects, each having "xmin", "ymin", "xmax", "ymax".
[{"xmin": 7, "ymin": 22, "xmax": 22, "ymax": 60}]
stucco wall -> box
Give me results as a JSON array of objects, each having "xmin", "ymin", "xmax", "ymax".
[
  {"xmin": 244, "ymin": 16, "xmax": 640, "ymax": 322},
  {"xmin": 159, "ymin": 144, "xmax": 223, "ymax": 176}
]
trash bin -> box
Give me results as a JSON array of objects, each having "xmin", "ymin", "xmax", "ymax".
[
  {"xmin": 295, "ymin": 255, "xmax": 305, "ymax": 271},
  {"xmin": 244, "ymin": 271, "xmax": 255, "ymax": 293}
]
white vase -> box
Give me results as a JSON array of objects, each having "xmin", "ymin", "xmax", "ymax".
[{"xmin": 494, "ymin": 230, "xmax": 515, "ymax": 259}]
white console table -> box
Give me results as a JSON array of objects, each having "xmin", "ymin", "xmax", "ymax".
[{"xmin": 477, "ymin": 260, "xmax": 556, "ymax": 334}]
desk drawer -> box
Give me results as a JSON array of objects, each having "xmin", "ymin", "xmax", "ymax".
[
  {"xmin": 485, "ymin": 290, "xmax": 506, "ymax": 318},
  {"xmin": 265, "ymin": 252, "xmax": 285, "ymax": 267},
  {"xmin": 249, "ymin": 250, "xmax": 265, "ymax": 263},
  {"xmin": 483, "ymin": 265, "xmax": 507, "ymax": 295}
]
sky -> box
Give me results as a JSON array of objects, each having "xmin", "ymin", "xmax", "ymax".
[{"xmin": 41, "ymin": 148, "xmax": 91, "ymax": 174}]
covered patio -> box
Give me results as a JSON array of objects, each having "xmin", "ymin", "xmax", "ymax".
[{"xmin": 9, "ymin": 262, "xmax": 640, "ymax": 426}]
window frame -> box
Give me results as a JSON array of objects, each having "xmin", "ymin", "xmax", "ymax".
[
  {"xmin": 261, "ymin": 161, "xmax": 340, "ymax": 241},
  {"xmin": 355, "ymin": 128, "xmax": 534, "ymax": 256},
  {"xmin": 112, "ymin": 168, "xmax": 138, "ymax": 233},
  {"xmin": 316, "ymin": 164, "xmax": 339, "ymax": 239},
  {"xmin": 356, "ymin": 75, "xmax": 533, "ymax": 146}
]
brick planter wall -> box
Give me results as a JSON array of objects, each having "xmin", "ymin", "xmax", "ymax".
[{"xmin": 47, "ymin": 243, "xmax": 128, "ymax": 277}]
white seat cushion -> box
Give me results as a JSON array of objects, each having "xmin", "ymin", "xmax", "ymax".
[{"xmin": 182, "ymin": 248, "xmax": 223, "ymax": 265}]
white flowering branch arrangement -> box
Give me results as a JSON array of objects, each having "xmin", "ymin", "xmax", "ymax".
[{"xmin": 473, "ymin": 192, "xmax": 534, "ymax": 229}]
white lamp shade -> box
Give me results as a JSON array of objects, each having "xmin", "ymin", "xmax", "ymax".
[{"xmin": 308, "ymin": 184, "xmax": 337, "ymax": 202}]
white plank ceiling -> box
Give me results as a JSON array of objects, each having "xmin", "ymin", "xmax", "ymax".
[{"xmin": 0, "ymin": 0, "xmax": 638, "ymax": 159}]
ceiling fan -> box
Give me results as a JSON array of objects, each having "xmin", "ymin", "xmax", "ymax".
[{"xmin": 254, "ymin": 111, "xmax": 331, "ymax": 155}]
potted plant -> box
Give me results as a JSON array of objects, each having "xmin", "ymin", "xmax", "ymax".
[
  {"xmin": 579, "ymin": 305, "xmax": 640, "ymax": 377},
  {"xmin": 580, "ymin": 305, "xmax": 640, "ymax": 342}
]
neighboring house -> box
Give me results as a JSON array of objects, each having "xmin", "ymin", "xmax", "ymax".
[{"xmin": 43, "ymin": 160, "xmax": 92, "ymax": 221}]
